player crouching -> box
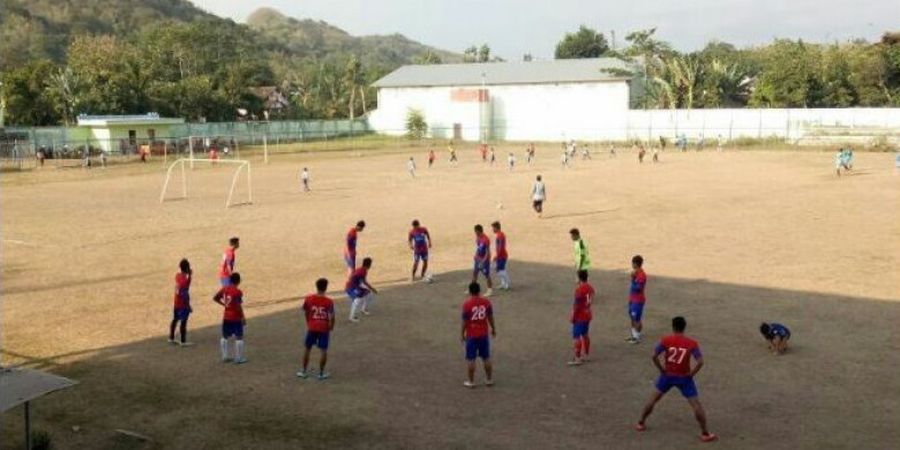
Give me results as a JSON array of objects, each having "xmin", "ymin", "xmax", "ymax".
[
  {"xmin": 346, "ymin": 257, "xmax": 379, "ymax": 322},
  {"xmin": 759, "ymin": 322, "xmax": 791, "ymax": 355}
]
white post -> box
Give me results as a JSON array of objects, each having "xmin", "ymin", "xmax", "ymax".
[
  {"xmin": 180, "ymin": 160, "xmax": 187, "ymax": 199},
  {"xmin": 189, "ymin": 137, "xmax": 194, "ymax": 169},
  {"xmin": 247, "ymin": 162, "xmax": 253, "ymax": 204},
  {"xmin": 263, "ymin": 134, "xmax": 268, "ymax": 164}
]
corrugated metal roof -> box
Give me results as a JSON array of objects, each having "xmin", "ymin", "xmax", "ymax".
[{"xmin": 373, "ymin": 57, "xmax": 642, "ymax": 88}]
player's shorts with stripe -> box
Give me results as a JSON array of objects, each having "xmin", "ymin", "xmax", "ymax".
[
  {"xmin": 304, "ymin": 331, "xmax": 330, "ymax": 350},
  {"xmin": 465, "ymin": 336, "xmax": 490, "ymax": 361},
  {"xmin": 173, "ymin": 307, "xmax": 191, "ymax": 321},
  {"xmin": 655, "ymin": 375, "xmax": 698, "ymax": 398},
  {"xmin": 346, "ymin": 287, "xmax": 369, "ymax": 299},
  {"xmin": 495, "ymin": 258, "xmax": 507, "ymax": 272},
  {"xmin": 222, "ymin": 320, "xmax": 244, "ymax": 339},
  {"xmin": 413, "ymin": 251, "xmax": 428, "ymax": 262},
  {"xmin": 572, "ymin": 321, "xmax": 590, "ymax": 338},
  {"xmin": 473, "ymin": 261, "xmax": 490, "ymax": 277},
  {"xmin": 628, "ymin": 302, "xmax": 644, "ymax": 322}
]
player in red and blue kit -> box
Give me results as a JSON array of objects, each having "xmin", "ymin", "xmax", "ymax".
[
  {"xmin": 346, "ymin": 257, "xmax": 378, "ymax": 322},
  {"xmin": 168, "ymin": 259, "xmax": 193, "ymax": 346},
  {"xmin": 569, "ymin": 270, "xmax": 595, "ymax": 365},
  {"xmin": 219, "ymin": 237, "xmax": 239, "ymax": 286},
  {"xmin": 627, "ymin": 255, "xmax": 647, "ymax": 344},
  {"xmin": 461, "ymin": 282, "xmax": 496, "ymax": 388},
  {"xmin": 344, "ymin": 221, "xmax": 366, "ymax": 274},
  {"xmin": 471, "ymin": 224, "xmax": 494, "ymax": 297},
  {"xmin": 213, "ymin": 272, "xmax": 247, "ymax": 364},
  {"xmin": 636, "ymin": 316, "xmax": 717, "ymax": 442},
  {"xmin": 491, "ymin": 222, "xmax": 510, "ymax": 290},
  {"xmin": 298, "ymin": 278, "xmax": 335, "ymax": 380},
  {"xmin": 408, "ymin": 220, "xmax": 432, "ymax": 281}
]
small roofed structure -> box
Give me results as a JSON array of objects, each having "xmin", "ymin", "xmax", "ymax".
[
  {"xmin": 1, "ymin": 367, "xmax": 77, "ymax": 449},
  {"xmin": 74, "ymin": 113, "xmax": 185, "ymax": 154}
]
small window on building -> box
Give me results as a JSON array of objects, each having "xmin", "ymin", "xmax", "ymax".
[{"xmin": 128, "ymin": 130, "xmax": 137, "ymax": 146}]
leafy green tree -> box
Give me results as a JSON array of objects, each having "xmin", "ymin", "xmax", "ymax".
[
  {"xmin": 463, "ymin": 46, "xmax": 478, "ymax": 63},
  {"xmin": 478, "ymin": 44, "xmax": 491, "ymax": 62},
  {"xmin": 555, "ymin": 26, "xmax": 610, "ymax": 59},
  {"xmin": 405, "ymin": 108, "xmax": 427, "ymax": 139},
  {"xmin": 415, "ymin": 52, "xmax": 443, "ymax": 65},
  {"xmin": 46, "ymin": 67, "xmax": 84, "ymax": 125},
  {"xmin": 1, "ymin": 60, "xmax": 61, "ymax": 126},
  {"xmin": 749, "ymin": 40, "xmax": 821, "ymax": 107}
]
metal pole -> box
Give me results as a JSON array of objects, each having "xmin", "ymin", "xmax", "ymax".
[
  {"xmin": 189, "ymin": 137, "xmax": 194, "ymax": 169},
  {"xmin": 25, "ymin": 401, "xmax": 32, "ymax": 450},
  {"xmin": 263, "ymin": 134, "xmax": 268, "ymax": 164}
]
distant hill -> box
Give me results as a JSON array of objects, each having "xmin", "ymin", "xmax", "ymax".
[{"xmin": 245, "ymin": 7, "xmax": 460, "ymax": 67}]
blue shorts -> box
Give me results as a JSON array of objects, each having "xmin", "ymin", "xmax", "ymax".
[
  {"xmin": 572, "ymin": 321, "xmax": 590, "ymax": 338},
  {"xmin": 629, "ymin": 302, "xmax": 644, "ymax": 322},
  {"xmin": 655, "ymin": 375, "xmax": 698, "ymax": 398},
  {"xmin": 465, "ymin": 336, "xmax": 490, "ymax": 361},
  {"xmin": 495, "ymin": 258, "xmax": 507, "ymax": 272},
  {"xmin": 344, "ymin": 254, "xmax": 356, "ymax": 269},
  {"xmin": 304, "ymin": 331, "xmax": 330, "ymax": 350},
  {"xmin": 346, "ymin": 287, "xmax": 369, "ymax": 299},
  {"xmin": 222, "ymin": 321, "xmax": 244, "ymax": 339},
  {"xmin": 414, "ymin": 251, "xmax": 429, "ymax": 262},
  {"xmin": 220, "ymin": 277, "xmax": 231, "ymax": 287},
  {"xmin": 173, "ymin": 308, "xmax": 191, "ymax": 321},
  {"xmin": 473, "ymin": 261, "xmax": 490, "ymax": 277}
]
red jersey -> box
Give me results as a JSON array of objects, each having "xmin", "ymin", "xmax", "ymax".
[
  {"xmin": 494, "ymin": 231, "xmax": 508, "ymax": 260},
  {"xmin": 629, "ymin": 269, "xmax": 647, "ymax": 303},
  {"xmin": 409, "ymin": 226, "xmax": 430, "ymax": 253},
  {"xmin": 303, "ymin": 294, "xmax": 335, "ymax": 333},
  {"xmin": 474, "ymin": 234, "xmax": 491, "ymax": 262},
  {"xmin": 345, "ymin": 228, "xmax": 358, "ymax": 256},
  {"xmin": 461, "ymin": 296, "xmax": 493, "ymax": 339},
  {"xmin": 655, "ymin": 334, "xmax": 702, "ymax": 377},
  {"xmin": 219, "ymin": 247, "xmax": 236, "ymax": 278},
  {"xmin": 173, "ymin": 272, "xmax": 191, "ymax": 309},
  {"xmin": 346, "ymin": 267, "xmax": 368, "ymax": 290},
  {"xmin": 571, "ymin": 282, "xmax": 595, "ymax": 323},
  {"xmin": 215, "ymin": 285, "xmax": 244, "ymax": 322}
]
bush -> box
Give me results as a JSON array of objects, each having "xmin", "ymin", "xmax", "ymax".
[
  {"xmin": 405, "ymin": 109, "xmax": 427, "ymax": 140},
  {"xmin": 32, "ymin": 429, "xmax": 53, "ymax": 450}
]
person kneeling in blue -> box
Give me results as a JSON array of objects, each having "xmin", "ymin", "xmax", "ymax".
[{"xmin": 759, "ymin": 322, "xmax": 791, "ymax": 355}]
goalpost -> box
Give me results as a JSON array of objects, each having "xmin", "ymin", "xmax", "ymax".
[{"xmin": 159, "ymin": 158, "xmax": 252, "ymax": 208}]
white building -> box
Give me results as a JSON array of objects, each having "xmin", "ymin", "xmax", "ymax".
[{"xmin": 368, "ymin": 58, "xmax": 644, "ymax": 142}]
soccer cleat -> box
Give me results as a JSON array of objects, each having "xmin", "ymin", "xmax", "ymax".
[
  {"xmin": 222, "ymin": 357, "xmax": 233, "ymax": 363},
  {"xmin": 234, "ymin": 358, "xmax": 248, "ymax": 364},
  {"xmin": 635, "ymin": 423, "xmax": 647, "ymax": 432},
  {"xmin": 484, "ymin": 288, "xmax": 493, "ymax": 297},
  {"xmin": 361, "ymin": 309, "xmax": 371, "ymax": 316},
  {"xmin": 567, "ymin": 359, "xmax": 584, "ymax": 366},
  {"xmin": 626, "ymin": 337, "xmax": 641, "ymax": 344},
  {"xmin": 349, "ymin": 316, "xmax": 360, "ymax": 323},
  {"xmin": 463, "ymin": 380, "xmax": 476, "ymax": 388},
  {"xmin": 296, "ymin": 371, "xmax": 309, "ymax": 379},
  {"xmin": 317, "ymin": 372, "xmax": 330, "ymax": 381},
  {"xmin": 700, "ymin": 433, "xmax": 718, "ymax": 443},
  {"xmin": 167, "ymin": 339, "xmax": 177, "ymax": 345},
  {"xmin": 178, "ymin": 341, "xmax": 195, "ymax": 347}
]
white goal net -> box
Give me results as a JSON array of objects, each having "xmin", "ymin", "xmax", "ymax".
[{"xmin": 159, "ymin": 158, "xmax": 252, "ymax": 208}]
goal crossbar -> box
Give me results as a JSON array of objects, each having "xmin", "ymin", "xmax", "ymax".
[{"xmin": 160, "ymin": 158, "xmax": 252, "ymax": 208}]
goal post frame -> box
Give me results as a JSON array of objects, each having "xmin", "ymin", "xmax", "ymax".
[{"xmin": 160, "ymin": 158, "xmax": 252, "ymax": 208}]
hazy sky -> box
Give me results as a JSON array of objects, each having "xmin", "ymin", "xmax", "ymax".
[{"xmin": 191, "ymin": 0, "xmax": 898, "ymax": 59}]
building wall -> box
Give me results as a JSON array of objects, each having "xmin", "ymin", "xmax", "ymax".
[{"xmin": 368, "ymin": 81, "xmax": 631, "ymax": 141}]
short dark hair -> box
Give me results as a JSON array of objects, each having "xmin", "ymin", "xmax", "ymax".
[
  {"xmin": 468, "ymin": 282, "xmax": 481, "ymax": 295},
  {"xmin": 569, "ymin": 228, "xmax": 580, "ymax": 236},
  {"xmin": 412, "ymin": 219, "xmax": 420, "ymax": 227},
  {"xmin": 229, "ymin": 237, "xmax": 239, "ymax": 246},
  {"xmin": 632, "ymin": 255, "xmax": 644, "ymax": 267},
  {"xmin": 474, "ymin": 224, "xmax": 484, "ymax": 233},
  {"xmin": 230, "ymin": 272, "xmax": 241, "ymax": 285},
  {"xmin": 759, "ymin": 323, "xmax": 772, "ymax": 339},
  {"xmin": 577, "ymin": 270, "xmax": 588, "ymax": 282},
  {"xmin": 356, "ymin": 220, "xmax": 366, "ymax": 229},
  {"xmin": 179, "ymin": 258, "xmax": 191, "ymax": 273},
  {"xmin": 316, "ymin": 278, "xmax": 328, "ymax": 292},
  {"xmin": 362, "ymin": 257, "xmax": 373, "ymax": 267},
  {"xmin": 536, "ymin": 175, "xmax": 542, "ymax": 181},
  {"xmin": 491, "ymin": 221, "xmax": 501, "ymax": 230},
  {"xmin": 672, "ymin": 316, "xmax": 687, "ymax": 333}
]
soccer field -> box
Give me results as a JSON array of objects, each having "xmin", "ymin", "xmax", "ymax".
[{"xmin": 2, "ymin": 146, "xmax": 898, "ymax": 449}]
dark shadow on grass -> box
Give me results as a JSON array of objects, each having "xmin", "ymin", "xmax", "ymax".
[{"xmin": 3, "ymin": 261, "xmax": 899, "ymax": 449}]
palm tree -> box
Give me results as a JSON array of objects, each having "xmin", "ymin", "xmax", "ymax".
[{"xmin": 46, "ymin": 67, "xmax": 83, "ymax": 126}]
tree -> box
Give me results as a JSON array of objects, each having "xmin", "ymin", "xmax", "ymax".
[
  {"xmin": 555, "ymin": 26, "xmax": 610, "ymax": 59},
  {"xmin": 749, "ymin": 40, "xmax": 821, "ymax": 107},
  {"xmin": 1, "ymin": 60, "xmax": 61, "ymax": 126},
  {"xmin": 523, "ymin": 53, "xmax": 533, "ymax": 62},
  {"xmin": 463, "ymin": 46, "xmax": 479, "ymax": 63},
  {"xmin": 405, "ymin": 108, "xmax": 427, "ymax": 139},
  {"xmin": 46, "ymin": 67, "xmax": 84, "ymax": 125},
  {"xmin": 415, "ymin": 52, "xmax": 443, "ymax": 65},
  {"xmin": 478, "ymin": 44, "xmax": 491, "ymax": 62}
]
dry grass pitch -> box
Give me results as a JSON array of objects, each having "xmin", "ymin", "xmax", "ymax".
[{"xmin": 2, "ymin": 144, "xmax": 899, "ymax": 449}]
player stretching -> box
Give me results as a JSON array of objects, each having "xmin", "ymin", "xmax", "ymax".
[
  {"xmin": 298, "ymin": 278, "xmax": 335, "ymax": 380},
  {"xmin": 407, "ymin": 157, "xmax": 417, "ymax": 178},
  {"xmin": 461, "ymin": 282, "xmax": 496, "ymax": 388},
  {"xmin": 213, "ymin": 273, "xmax": 247, "ymax": 364},
  {"xmin": 569, "ymin": 228, "xmax": 591, "ymax": 272},
  {"xmin": 569, "ymin": 270, "xmax": 595, "ymax": 365},
  {"xmin": 301, "ymin": 167, "xmax": 310, "ymax": 191},
  {"xmin": 168, "ymin": 258, "xmax": 194, "ymax": 346},
  {"xmin": 219, "ymin": 237, "xmax": 239, "ymax": 286},
  {"xmin": 531, "ymin": 175, "xmax": 546, "ymax": 218},
  {"xmin": 471, "ymin": 225, "xmax": 494, "ymax": 297},
  {"xmin": 408, "ymin": 220, "xmax": 432, "ymax": 281},
  {"xmin": 636, "ymin": 316, "xmax": 717, "ymax": 442},
  {"xmin": 344, "ymin": 221, "xmax": 365, "ymax": 274},
  {"xmin": 491, "ymin": 222, "xmax": 510, "ymax": 290},
  {"xmin": 346, "ymin": 257, "xmax": 378, "ymax": 322},
  {"xmin": 627, "ymin": 255, "xmax": 647, "ymax": 344}
]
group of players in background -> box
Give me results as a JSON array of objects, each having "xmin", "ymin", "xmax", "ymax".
[{"xmin": 167, "ymin": 144, "xmax": 796, "ymax": 443}]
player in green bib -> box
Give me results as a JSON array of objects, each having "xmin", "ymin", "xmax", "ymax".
[{"xmin": 570, "ymin": 228, "xmax": 591, "ymax": 271}]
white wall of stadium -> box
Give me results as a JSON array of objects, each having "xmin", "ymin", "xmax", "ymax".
[{"xmin": 368, "ymin": 83, "xmax": 900, "ymax": 143}]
